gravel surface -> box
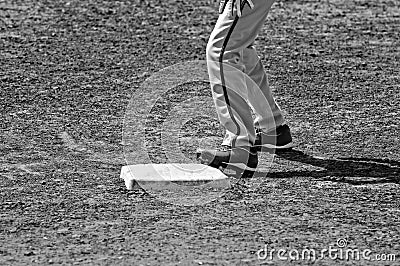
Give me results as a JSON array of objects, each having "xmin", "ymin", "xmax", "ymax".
[{"xmin": 1, "ymin": 0, "xmax": 399, "ymax": 265}]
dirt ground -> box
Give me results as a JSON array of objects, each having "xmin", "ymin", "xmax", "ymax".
[{"xmin": 1, "ymin": 0, "xmax": 399, "ymax": 265}]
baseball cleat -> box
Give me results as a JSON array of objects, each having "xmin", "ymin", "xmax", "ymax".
[
  {"xmin": 196, "ymin": 146, "xmax": 258, "ymax": 178},
  {"xmin": 254, "ymin": 124, "xmax": 294, "ymax": 151}
]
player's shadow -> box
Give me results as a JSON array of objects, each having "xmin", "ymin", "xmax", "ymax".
[{"xmin": 267, "ymin": 149, "xmax": 400, "ymax": 185}]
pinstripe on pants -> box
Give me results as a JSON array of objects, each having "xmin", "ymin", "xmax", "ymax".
[{"xmin": 206, "ymin": 0, "xmax": 285, "ymax": 148}]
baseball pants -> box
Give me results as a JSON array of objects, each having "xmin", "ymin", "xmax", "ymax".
[{"xmin": 206, "ymin": 0, "xmax": 285, "ymax": 148}]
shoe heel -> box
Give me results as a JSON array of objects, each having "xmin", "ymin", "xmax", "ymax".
[{"xmin": 222, "ymin": 164, "xmax": 256, "ymax": 179}]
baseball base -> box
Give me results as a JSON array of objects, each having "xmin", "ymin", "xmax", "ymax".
[{"xmin": 121, "ymin": 164, "xmax": 231, "ymax": 191}]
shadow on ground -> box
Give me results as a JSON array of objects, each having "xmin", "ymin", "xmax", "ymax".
[{"xmin": 266, "ymin": 149, "xmax": 400, "ymax": 185}]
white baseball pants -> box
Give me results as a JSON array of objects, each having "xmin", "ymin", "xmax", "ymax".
[{"xmin": 206, "ymin": 0, "xmax": 285, "ymax": 148}]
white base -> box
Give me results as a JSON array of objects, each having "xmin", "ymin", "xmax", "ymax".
[{"xmin": 121, "ymin": 164, "xmax": 230, "ymax": 190}]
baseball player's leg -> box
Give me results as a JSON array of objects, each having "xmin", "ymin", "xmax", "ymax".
[
  {"xmin": 206, "ymin": 0, "xmax": 276, "ymax": 148},
  {"xmin": 243, "ymin": 45, "xmax": 285, "ymax": 131},
  {"xmin": 244, "ymin": 46, "xmax": 293, "ymax": 149}
]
